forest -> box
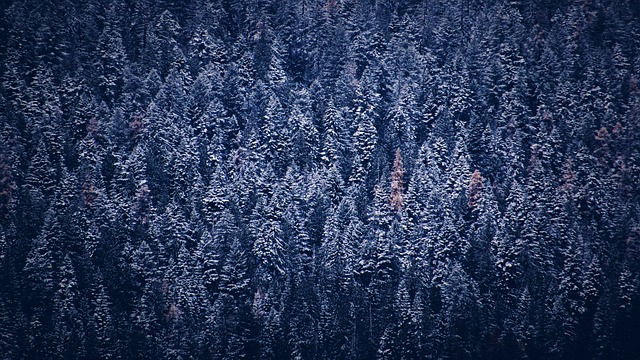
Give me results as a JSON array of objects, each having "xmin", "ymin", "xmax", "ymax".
[{"xmin": 1, "ymin": 0, "xmax": 640, "ymax": 359}]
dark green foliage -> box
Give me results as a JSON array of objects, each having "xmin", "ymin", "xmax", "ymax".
[{"xmin": 1, "ymin": 0, "xmax": 640, "ymax": 359}]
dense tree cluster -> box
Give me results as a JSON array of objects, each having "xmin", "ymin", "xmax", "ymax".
[{"xmin": 1, "ymin": 0, "xmax": 640, "ymax": 359}]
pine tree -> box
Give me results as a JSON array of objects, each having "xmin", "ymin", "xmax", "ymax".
[
  {"xmin": 188, "ymin": 24, "xmax": 228, "ymax": 72},
  {"xmin": 23, "ymin": 208, "xmax": 60, "ymax": 302},
  {"xmin": 216, "ymin": 238, "xmax": 253, "ymax": 359},
  {"xmin": 147, "ymin": 10, "xmax": 184, "ymax": 78},
  {"xmin": 390, "ymin": 148, "xmax": 405, "ymax": 212},
  {"xmin": 94, "ymin": 5, "xmax": 127, "ymax": 103},
  {"xmin": 467, "ymin": 170, "xmax": 500, "ymax": 291},
  {"xmin": 320, "ymin": 99, "xmax": 349, "ymax": 171},
  {"xmin": 495, "ymin": 177, "xmax": 526, "ymax": 293},
  {"xmin": 261, "ymin": 94, "xmax": 292, "ymax": 174},
  {"xmin": 89, "ymin": 282, "xmax": 116, "ymax": 360},
  {"xmin": 219, "ymin": 238, "xmax": 250, "ymax": 298},
  {"xmin": 350, "ymin": 98, "xmax": 378, "ymax": 186},
  {"xmin": 52, "ymin": 254, "xmax": 85, "ymax": 359},
  {"xmin": 290, "ymin": 99, "xmax": 320, "ymax": 170}
]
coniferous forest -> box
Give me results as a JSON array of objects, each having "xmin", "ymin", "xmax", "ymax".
[{"xmin": 2, "ymin": 0, "xmax": 640, "ymax": 359}]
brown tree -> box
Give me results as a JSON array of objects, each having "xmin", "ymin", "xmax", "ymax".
[{"xmin": 468, "ymin": 169, "xmax": 484, "ymax": 211}]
